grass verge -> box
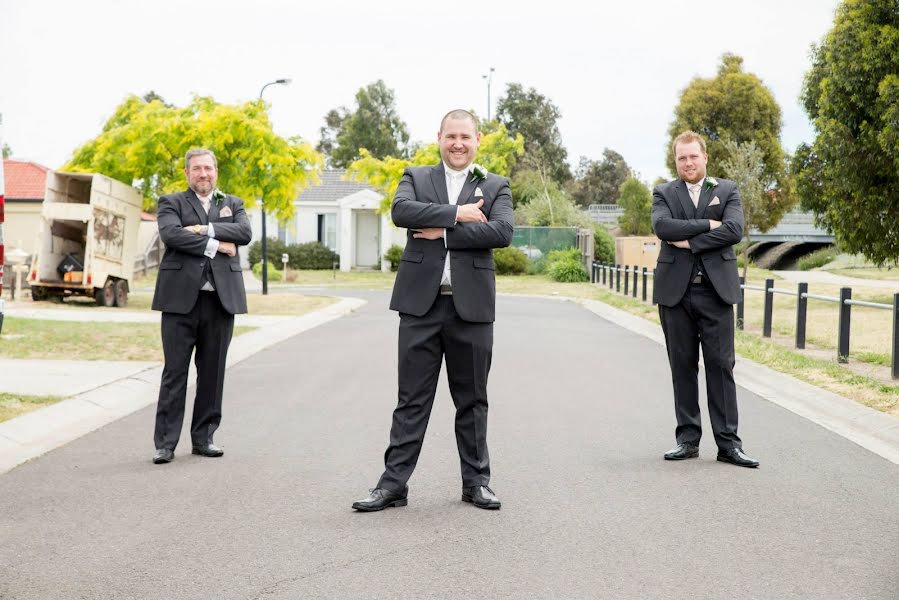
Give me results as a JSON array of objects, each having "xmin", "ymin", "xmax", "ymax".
[
  {"xmin": 0, "ymin": 319, "xmax": 256, "ymax": 361},
  {"xmin": 0, "ymin": 392, "xmax": 65, "ymax": 423}
]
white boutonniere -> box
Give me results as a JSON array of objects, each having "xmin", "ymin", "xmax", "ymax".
[
  {"xmin": 212, "ymin": 189, "xmax": 226, "ymax": 206},
  {"xmin": 469, "ymin": 163, "xmax": 488, "ymax": 183},
  {"xmin": 704, "ymin": 177, "xmax": 718, "ymax": 191}
]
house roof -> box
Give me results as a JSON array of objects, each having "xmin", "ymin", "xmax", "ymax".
[
  {"xmin": 296, "ymin": 169, "xmax": 379, "ymax": 203},
  {"xmin": 3, "ymin": 159, "xmax": 50, "ymax": 200}
]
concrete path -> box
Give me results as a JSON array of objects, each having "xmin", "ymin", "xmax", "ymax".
[
  {"xmin": 774, "ymin": 269, "xmax": 899, "ymax": 290},
  {"xmin": 0, "ymin": 291, "xmax": 896, "ymax": 599}
]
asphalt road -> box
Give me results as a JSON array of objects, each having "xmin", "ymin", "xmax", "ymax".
[{"xmin": 1, "ymin": 291, "xmax": 897, "ymax": 599}]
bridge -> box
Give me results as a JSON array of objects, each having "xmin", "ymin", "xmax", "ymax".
[{"xmin": 588, "ymin": 205, "xmax": 834, "ymax": 243}]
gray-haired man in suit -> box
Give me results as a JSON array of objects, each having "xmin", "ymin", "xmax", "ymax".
[{"xmin": 152, "ymin": 148, "xmax": 251, "ymax": 464}]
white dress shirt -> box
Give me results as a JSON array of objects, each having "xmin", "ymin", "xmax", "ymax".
[{"xmin": 441, "ymin": 163, "xmax": 471, "ymax": 286}]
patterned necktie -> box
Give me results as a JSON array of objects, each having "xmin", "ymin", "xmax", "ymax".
[
  {"xmin": 200, "ymin": 197, "xmax": 210, "ymax": 214},
  {"xmin": 689, "ymin": 184, "xmax": 701, "ymax": 208}
]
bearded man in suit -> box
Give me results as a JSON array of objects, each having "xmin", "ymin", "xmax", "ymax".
[
  {"xmin": 152, "ymin": 148, "xmax": 251, "ymax": 464},
  {"xmin": 651, "ymin": 131, "xmax": 759, "ymax": 468},
  {"xmin": 353, "ymin": 109, "xmax": 514, "ymax": 511}
]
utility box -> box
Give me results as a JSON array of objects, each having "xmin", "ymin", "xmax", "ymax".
[
  {"xmin": 615, "ymin": 236, "xmax": 661, "ymax": 270},
  {"xmin": 28, "ymin": 172, "xmax": 142, "ymax": 306}
]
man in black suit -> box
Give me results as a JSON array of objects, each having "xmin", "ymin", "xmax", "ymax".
[
  {"xmin": 353, "ymin": 110, "xmax": 514, "ymax": 511},
  {"xmin": 152, "ymin": 148, "xmax": 252, "ymax": 464},
  {"xmin": 651, "ymin": 131, "xmax": 759, "ymax": 468}
]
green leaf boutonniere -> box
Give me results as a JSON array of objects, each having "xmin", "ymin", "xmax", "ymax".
[
  {"xmin": 212, "ymin": 189, "xmax": 226, "ymax": 206},
  {"xmin": 469, "ymin": 164, "xmax": 488, "ymax": 183},
  {"xmin": 704, "ymin": 176, "xmax": 719, "ymax": 190}
]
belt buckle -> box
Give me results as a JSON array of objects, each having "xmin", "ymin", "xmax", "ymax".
[
  {"xmin": 439, "ymin": 284, "xmax": 453, "ymax": 295},
  {"xmin": 691, "ymin": 274, "xmax": 703, "ymax": 284}
]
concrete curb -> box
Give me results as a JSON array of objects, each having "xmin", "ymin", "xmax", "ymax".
[
  {"xmin": 569, "ymin": 295, "xmax": 899, "ymax": 465},
  {"xmin": 0, "ymin": 297, "xmax": 366, "ymax": 475}
]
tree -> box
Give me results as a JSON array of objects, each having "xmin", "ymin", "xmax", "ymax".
[
  {"xmin": 496, "ymin": 83, "xmax": 571, "ymax": 182},
  {"xmin": 667, "ymin": 53, "xmax": 792, "ymax": 212},
  {"xmin": 318, "ymin": 80, "xmax": 410, "ymax": 168},
  {"xmin": 569, "ymin": 149, "xmax": 632, "ymax": 207},
  {"xmin": 347, "ymin": 123, "xmax": 524, "ymax": 214},
  {"xmin": 65, "ymin": 95, "xmax": 323, "ymax": 219},
  {"xmin": 2, "ymin": 143, "xmax": 11, "ymax": 158},
  {"xmin": 720, "ymin": 139, "xmax": 766, "ymax": 279},
  {"xmin": 617, "ymin": 177, "xmax": 652, "ymax": 235},
  {"xmin": 513, "ymin": 169, "xmax": 590, "ymax": 227},
  {"xmin": 794, "ymin": 0, "xmax": 899, "ymax": 265}
]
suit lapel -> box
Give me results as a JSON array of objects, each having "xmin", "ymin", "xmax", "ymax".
[
  {"xmin": 674, "ymin": 180, "xmax": 696, "ymax": 219},
  {"xmin": 456, "ymin": 173, "xmax": 479, "ymax": 205},
  {"xmin": 208, "ymin": 197, "xmax": 221, "ymax": 223},
  {"xmin": 696, "ymin": 179, "xmax": 715, "ymax": 218},
  {"xmin": 185, "ymin": 189, "xmax": 209, "ymax": 225},
  {"xmin": 429, "ymin": 163, "xmax": 450, "ymax": 205}
]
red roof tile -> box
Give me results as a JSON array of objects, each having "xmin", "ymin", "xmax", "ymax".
[{"xmin": 3, "ymin": 159, "xmax": 50, "ymax": 199}]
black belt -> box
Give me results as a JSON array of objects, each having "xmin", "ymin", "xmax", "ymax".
[{"xmin": 439, "ymin": 284, "xmax": 453, "ymax": 295}]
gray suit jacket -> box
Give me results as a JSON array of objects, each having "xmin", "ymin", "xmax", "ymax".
[
  {"xmin": 152, "ymin": 189, "xmax": 252, "ymax": 315},
  {"xmin": 389, "ymin": 163, "xmax": 514, "ymax": 322},
  {"xmin": 650, "ymin": 177, "xmax": 744, "ymax": 306}
]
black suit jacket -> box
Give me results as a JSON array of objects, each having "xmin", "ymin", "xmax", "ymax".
[
  {"xmin": 651, "ymin": 177, "xmax": 744, "ymax": 306},
  {"xmin": 389, "ymin": 163, "xmax": 514, "ymax": 323},
  {"xmin": 152, "ymin": 189, "xmax": 252, "ymax": 315}
]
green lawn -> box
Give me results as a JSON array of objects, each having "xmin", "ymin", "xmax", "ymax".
[{"xmin": 0, "ymin": 392, "xmax": 65, "ymax": 422}]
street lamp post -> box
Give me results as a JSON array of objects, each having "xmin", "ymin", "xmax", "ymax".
[
  {"xmin": 258, "ymin": 78, "xmax": 292, "ymax": 295},
  {"xmin": 482, "ymin": 67, "xmax": 495, "ymax": 121}
]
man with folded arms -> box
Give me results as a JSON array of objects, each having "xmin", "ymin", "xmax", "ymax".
[
  {"xmin": 651, "ymin": 131, "xmax": 759, "ymax": 468},
  {"xmin": 353, "ymin": 109, "xmax": 514, "ymax": 511}
]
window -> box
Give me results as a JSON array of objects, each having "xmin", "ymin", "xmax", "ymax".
[{"xmin": 317, "ymin": 213, "xmax": 337, "ymax": 252}]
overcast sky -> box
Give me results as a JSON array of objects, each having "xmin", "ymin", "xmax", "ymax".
[{"xmin": 1, "ymin": 0, "xmax": 840, "ymax": 183}]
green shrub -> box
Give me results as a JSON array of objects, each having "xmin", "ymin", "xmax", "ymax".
[
  {"xmin": 549, "ymin": 258, "xmax": 589, "ymax": 282},
  {"xmin": 385, "ymin": 244, "xmax": 403, "ymax": 272},
  {"xmin": 527, "ymin": 257, "xmax": 548, "ymax": 275},
  {"xmin": 797, "ymin": 246, "xmax": 837, "ymax": 271},
  {"xmin": 593, "ymin": 225, "xmax": 615, "ymax": 263},
  {"xmin": 247, "ymin": 240, "xmax": 339, "ymax": 270},
  {"xmin": 252, "ymin": 262, "xmax": 283, "ymax": 282},
  {"xmin": 494, "ymin": 247, "xmax": 528, "ymax": 275},
  {"xmin": 546, "ymin": 247, "xmax": 582, "ymax": 266}
]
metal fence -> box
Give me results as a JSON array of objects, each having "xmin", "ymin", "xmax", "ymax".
[{"xmin": 591, "ymin": 261, "xmax": 899, "ymax": 380}]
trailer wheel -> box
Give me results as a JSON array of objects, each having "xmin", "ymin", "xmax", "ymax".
[
  {"xmin": 31, "ymin": 286, "xmax": 49, "ymax": 301},
  {"xmin": 95, "ymin": 281, "xmax": 116, "ymax": 307},
  {"xmin": 114, "ymin": 280, "xmax": 128, "ymax": 307}
]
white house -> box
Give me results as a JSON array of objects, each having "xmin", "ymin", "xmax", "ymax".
[{"xmin": 264, "ymin": 169, "xmax": 405, "ymax": 272}]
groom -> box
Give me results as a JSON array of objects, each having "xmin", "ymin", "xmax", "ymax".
[
  {"xmin": 353, "ymin": 109, "xmax": 514, "ymax": 511},
  {"xmin": 651, "ymin": 131, "xmax": 759, "ymax": 468}
]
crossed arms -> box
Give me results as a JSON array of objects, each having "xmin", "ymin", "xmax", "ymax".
[
  {"xmin": 651, "ymin": 185, "xmax": 744, "ymax": 253},
  {"xmin": 391, "ymin": 169, "xmax": 514, "ymax": 250},
  {"xmin": 157, "ymin": 195, "xmax": 252, "ymax": 258}
]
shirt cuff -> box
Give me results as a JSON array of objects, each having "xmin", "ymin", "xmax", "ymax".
[
  {"xmin": 207, "ymin": 222, "xmax": 216, "ymax": 238},
  {"xmin": 443, "ymin": 229, "xmax": 448, "ymax": 248},
  {"xmin": 204, "ymin": 237, "xmax": 219, "ymax": 258}
]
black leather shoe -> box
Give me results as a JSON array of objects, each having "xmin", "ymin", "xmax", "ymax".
[
  {"xmin": 153, "ymin": 448, "xmax": 174, "ymax": 464},
  {"xmin": 664, "ymin": 443, "xmax": 699, "ymax": 460},
  {"xmin": 191, "ymin": 443, "xmax": 224, "ymax": 457},
  {"xmin": 352, "ymin": 488, "xmax": 408, "ymax": 512},
  {"xmin": 717, "ymin": 448, "xmax": 759, "ymax": 468},
  {"xmin": 462, "ymin": 485, "xmax": 501, "ymax": 510}
]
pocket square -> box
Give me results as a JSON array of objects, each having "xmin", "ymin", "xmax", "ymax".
[
  {"xmin": 709, "ymin": 196, "xmax": 720, "ymax": 207},
  {"xmin": 219, "ymin": 206, "xmax": 233, "ymax": 218},
  {"xmin": 474, "ymin": 187, "xmax": 484, "ymax": 198}
]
